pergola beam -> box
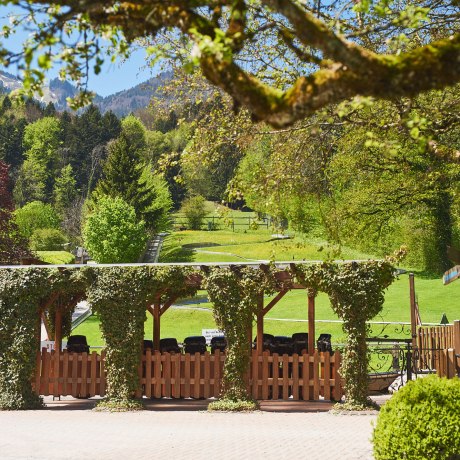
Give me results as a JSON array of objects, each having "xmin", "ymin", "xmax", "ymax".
[{"xmin": 262, "ymin": 290, "xmax": 289, "ymax": 315}]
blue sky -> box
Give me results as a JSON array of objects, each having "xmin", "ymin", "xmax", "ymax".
[{"xmin": 0, "ymin": 6, "xmax": 158, "ymax": 96}]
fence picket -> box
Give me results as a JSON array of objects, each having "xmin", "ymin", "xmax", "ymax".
[
  {"xmin": 184, "ymin": 353, "xmax": 191, "ymax": 398},
  {"xmin": 193, "ymin": 353, "xmax": 201, "ymax": 399},
  {"xmin": 145, "ymin": 349, "xmax": 152, "ymax": 398},
  {"xmin": 282, "ymin": 354, "xmax": 289, "ymax": 400},
  {"xmin": 333, "ymin": 352, "xmax": 342, "ymax": 401},
  {"xmin": 251, "ymin": 350, "xmax": 258, "ymax": 399},
  {"xmin": 324, "ymin": 352, "xmax": 331, "ymax": 401},
  {"xmin": 272, "ymin": 353, "xmax": 279, "ymax": 400},
  {"xmin": 173, "ymin": 353, "xmax": 181, "ymax": 398},
  {"xmin": 62, "ymin": 351, "xmax": 69, "ymax": 396},
  {"xmin": 90, "ymin": 352, "xmax": 97, "ymax": 397},
  {"xmin": 302, "ymin": 352, "xmax": 310, "ymax": 401},
  {"xmin": 81, "ymin": 352, "xmax": 88, "ymax": 397},
  {"xmin": 292, "ymin": 353, "xmax": 299, "ymax": 400},
  {"xmin": 203, "ymin": 352, "xmax": 211, "ymax": 398},
  {"xmin": 313, "ymin": 352, "xmax": 320, "ymax": 400}
]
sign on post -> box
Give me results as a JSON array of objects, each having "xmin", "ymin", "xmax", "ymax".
[{"xmin": 443, "ymin": 265, "xmax": 460, "ymax": 285}]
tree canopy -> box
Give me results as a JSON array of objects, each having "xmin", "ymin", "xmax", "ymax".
[{"xmin": 1, "ymin": 1, "xmax": 459, "ymax": 127}]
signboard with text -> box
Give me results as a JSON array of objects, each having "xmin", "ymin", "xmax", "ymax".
[
  {"xmin": 40, "ymin": 341, "xmax": 67, "ymax": 352},
  {"xmin": 202, "ymin": 329, "xmax": 224, "ymax": 345}
]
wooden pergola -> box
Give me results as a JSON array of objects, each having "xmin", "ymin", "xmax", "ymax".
[
  {"xmin": 142, "ymin": 263, "xmax": 317, "ymax": 353},
  {"xmin": 33, "ymin": 262, "xmax": 320, "ymax": 354}
]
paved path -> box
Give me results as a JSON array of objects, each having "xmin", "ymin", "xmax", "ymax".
[
  {"xmin": 0, "ymin": 398, "xmax": 384, "ymax": 460},
  {"xmin": 142, "ymin": 232, "xmax": 168, "ymax": 263}
]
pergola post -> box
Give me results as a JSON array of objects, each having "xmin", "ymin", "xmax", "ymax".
[
  {"xmin": 248, "ymin": 324, "xmax": 253, "ymax": 348},
  {"xmin": 54, "ymin": 307, "xmax": 63, "ymax": 352},
  {"xmin": 256, "ymin": 293, "xmax": 264, "ymax": 354},
  {"xmin": 308, "ymin": 294, "xmax": 315, "ymax": 353},
  {"xmin": 409, "ymin": 273, "xmax": 417, "ymax": 349},
  {"xmin": 153, "ymin": 301, "xmax": 161, "ymax": 351},
  {"xmin": 36, "ymin": 311, "xmax": 42, "ymax": 350}
]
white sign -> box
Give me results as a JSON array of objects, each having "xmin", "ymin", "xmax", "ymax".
[
  {"xmin": 202, "ymin": 329, "xmax": 224, "ymax": 345},
  {"xmin": 40, "ymin": 341, "xmax": 67, "ymax": 352}
]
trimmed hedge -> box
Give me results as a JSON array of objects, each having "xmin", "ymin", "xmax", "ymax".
[{"xmin": 373, "ymin": 376, "xmax": 460, "ymax": 459}]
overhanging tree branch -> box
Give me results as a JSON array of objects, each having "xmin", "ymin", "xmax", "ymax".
[{"xmin": 1, "ymin": 0, "xmax": 460, "ymax": 128}]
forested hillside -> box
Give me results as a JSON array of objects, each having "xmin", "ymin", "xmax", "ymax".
[{"xmin": 0, "ymin": 96, "xmax": 177, "ymax": 263}]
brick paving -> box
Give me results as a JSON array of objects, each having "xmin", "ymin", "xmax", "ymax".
[{"xmin": 0, "ymin": 397, "xmax": 386, "ymax": 460}]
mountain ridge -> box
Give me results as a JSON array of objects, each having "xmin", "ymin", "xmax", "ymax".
[{"xmin": 0, "ymin": 70, "xmax": 171, "ymax": 116}]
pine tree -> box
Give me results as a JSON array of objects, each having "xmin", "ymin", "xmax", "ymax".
[
  {"xmin": 101, "ymin": 111, "xmax": 121, "ymax": 142},
  {"xmin": 53, "ymin": 164, "xmax": 77, "ymax": 216},
  {"xmin": 94, "ymin": 133, "xmax": 161, "ymax": 231}
]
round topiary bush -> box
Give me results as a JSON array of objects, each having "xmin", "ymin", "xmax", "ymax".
[{"xmin": 373, "ymin": 376, "xmax": 460, "ymax": 460}]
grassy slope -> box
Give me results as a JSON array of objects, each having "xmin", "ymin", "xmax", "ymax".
[{"xmin": 159, "ymin": 229, "xmax": 372, "ymax": 263}]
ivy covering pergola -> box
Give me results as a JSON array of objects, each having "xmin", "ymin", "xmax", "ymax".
[{"xmin": 0, "ymin": 256, "xmax": 403, "ymax": 411}]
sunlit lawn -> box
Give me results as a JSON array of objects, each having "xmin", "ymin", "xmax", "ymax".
[{"xmin": 159, "ymin": 229, "xmax": 373, "ymax": 263}]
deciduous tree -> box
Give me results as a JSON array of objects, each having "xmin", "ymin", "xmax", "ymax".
[{"xmin": 83, "ymin": 196, "xmax": 147, "ymax": 263}]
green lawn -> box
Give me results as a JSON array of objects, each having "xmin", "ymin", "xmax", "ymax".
[
  {"xmin": 36, "ymin": 251, "xmax": 75, "ymax": 264},
  {"xmin": 159, "ymin": 229, "xmax": 373, "ymax": 263}
]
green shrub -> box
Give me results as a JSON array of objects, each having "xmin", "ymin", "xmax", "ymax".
[
  {"xmin": 14, "ymin": 201, "xmax": 60, "ymax": 239},
  {"xmin": 181, "ymin": 195, "xmax": 207, "ymax": 230},
  {"xmin": 83, "ymin": 196, "xmax": 147, "ymax": 263},
  {"xmin": 373, "ymin": 376, "xmax": 460, "ymax": 460},
  {"xmin": 208, "ymin": 399, "xmax": 259, "ymax": 412},
  {"xmin": 30, "ymin": 228, "xmax": 68, "ymax": 251}
]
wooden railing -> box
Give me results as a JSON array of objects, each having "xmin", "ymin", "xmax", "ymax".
[
  {"xmin": 437, "ymin": 349, "xmax": 458, "ymax": 379},
  {"xmin": 416, "ymin": 321, "xmax": 460, "ymax": 376},
  {"xmin": 250, "ymin": 350, "xmax": 342, "ymax": 401},
  {"xmin": 34, "ymin": 349, "xmax": 343, "ymax": 401}
]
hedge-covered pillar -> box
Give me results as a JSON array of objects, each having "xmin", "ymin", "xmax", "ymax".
[
  {"xmin": 327, "ymin": 261, "xmax": 396, "ymax": 408},
  {"xmin": 204, "ymin": 266, "xmax": 277, "ymax": 411},
  {"xmin": 296, "ymin": 259, "xmax": 398, "ymax": 409},
  {"xmin": 85, "ymin": 266, "xmax": 198, "ymax": 411},
  {"xmin": 85, "ymin": 267, "xmax": 149, "ymax": 410},
  {"xmin": 0, "ymin": 268, "xmax": 80, "ymax": 410}
]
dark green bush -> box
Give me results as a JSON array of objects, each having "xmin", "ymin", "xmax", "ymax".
[{"xmin": 373, "ymin": 376, "xmax": 460, "ymax": 460}]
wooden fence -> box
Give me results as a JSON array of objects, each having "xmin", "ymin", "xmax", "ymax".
[
  {"xmin": 437, "ymin": 349, "xmax": 458, "ymax": 379},
  {"xmin": 34, "ymin": 349, "xmax": 343, "ymax": 401},
  {"xmin": 34, "ymin": 349, "xmax": 106, "ymax": 398},
  {"xmin": 416, "ymin": 321, "xmax": 460, "ymax": 376}
]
